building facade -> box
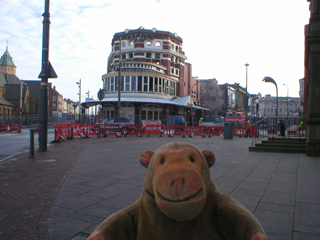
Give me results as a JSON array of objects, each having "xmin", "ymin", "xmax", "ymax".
[
  {"xmin": 48, "ymin": 83, "xmax": 63, "ymax": 117},
  {"xmin": 259, "ymin": 95, "xmax": 301, "ymax": 117},
  {"xmin": 199, "ymin": 79, "xmax": 225, "ymax": 116},
  {"xmin": 0, "ymin": 46, "xmax": 29, "ymax": 116},
  {"xmin": 83, "ymin": 28, "xmax": 209, "ymax": 124},
  {"xmin": 305, "ymin": 0, "xmax": 320, "ymax": 155}
]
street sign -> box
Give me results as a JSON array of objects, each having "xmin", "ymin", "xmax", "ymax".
[
  {"xmin": 97, "ymin": 89, "xmax": 105, "ymax": 101},
  {"xmin": 16, "ymin": 108, "xmax": 23, "ymax": 113},
  {"xmin": 231, "ymin": 108, "xmax": 237, "ymax": 113}
]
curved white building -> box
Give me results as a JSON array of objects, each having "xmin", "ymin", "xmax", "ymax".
[{"xmin": 84, "ymin": 28, "xmax": 208, "ymax": 124}]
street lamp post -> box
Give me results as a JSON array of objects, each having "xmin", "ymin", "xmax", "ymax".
[
  {"xmin": 283, "ymin": 84, "xmax": 289, "ymax": 117},
  {"xmin": 117, "ymin": 35, "xmax": 122, "ymax": 117},
  {"xmin": 245, "ymin": 63, "xmax": 249, "ymax": 117},
  {"xmin": 262, "ymin": 76, "xmax": 278, "ymax": 117},
  {"xmin": 190, "ymin": 80, "xmax": 201, "ymax": 126},
  {"xmin": 76, "ymin": 79, "xmax": 81, "ymax": 123}
]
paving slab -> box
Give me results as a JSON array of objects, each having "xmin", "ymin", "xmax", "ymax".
[{"xmin": 0, "ymin": 135, "xmax": 319, "ymax": 239}]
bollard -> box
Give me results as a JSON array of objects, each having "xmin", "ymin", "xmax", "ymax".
[
  {"xmin": 98, "ymin": 125, "xmax": 101, "ymax": 138},
  {"xmin": 29, "ymin": 129, "xmax": 35, "ymax": 158}
]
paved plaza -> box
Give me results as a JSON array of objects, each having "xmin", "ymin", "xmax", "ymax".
[{"xmin": 0, "ymin": 135, "xmax": 319, "ymax": 240}]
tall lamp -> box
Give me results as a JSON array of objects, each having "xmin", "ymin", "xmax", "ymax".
[
  {"xmin": 262, "ymin": 77, "xmax": 278, "ymax": 117},
  {"xmin": 76, "ymin": 79, "xmax": 81, "ymax": 123}
]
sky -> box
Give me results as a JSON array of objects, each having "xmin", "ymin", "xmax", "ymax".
[{"xmin": 0, "ymin": 0, "xmax": 310, "ymax": 103}]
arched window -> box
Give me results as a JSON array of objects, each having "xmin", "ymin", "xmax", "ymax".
[{"xmin": 141, "ymin": 104, "xmax": 162, "ymax": 121}]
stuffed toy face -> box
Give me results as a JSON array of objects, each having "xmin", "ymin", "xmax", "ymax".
[{"xmin": 140, "ymin": 142, "xmax": 215, "ymax": 221}]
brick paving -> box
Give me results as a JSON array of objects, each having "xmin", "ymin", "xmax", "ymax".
[
  {"xmin": 0, "ymin": 135, "xmax": 319, "ymax": 240},
  {"xmin": 0, "ymin": 139, "xmax": 92, "ymax": 240}
]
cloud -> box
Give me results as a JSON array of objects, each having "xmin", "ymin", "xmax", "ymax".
[{"xmin": 0, "ymin": 0, "xmax": 310, "ymax": 102}]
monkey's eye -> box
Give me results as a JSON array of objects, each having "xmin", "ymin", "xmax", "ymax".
[
  {"xmin": 160, "ymin": 158, "xmax": 165, "ymax": 164},
  {"xmin": 189, "ymin": 156, "xmax": 195, "ymax": 163}
]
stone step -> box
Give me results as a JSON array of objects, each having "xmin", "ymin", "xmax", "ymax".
[
  {"xmin": 249, "ymin": 146, "xmax": 306, "ymax": 153},
  {"xmin": 260, "ymin": 141, "xmax": 306, "ymax": 146},
  {"xmin": 255, "ymin": 143, "xmax": 306, "ymax": 148},
  {"xmin": 266, "ymin": 137, "xmax": 307, "ymax": 142}
]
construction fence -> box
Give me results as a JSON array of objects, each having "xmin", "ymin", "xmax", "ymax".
[{"xmin": 53, "ymin": 123, "xmax": 262, "ymax": 142}]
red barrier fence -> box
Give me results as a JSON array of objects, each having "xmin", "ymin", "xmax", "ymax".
[
  {"xmin": 69, "ymin": 123, "xmax": 84, "ymax": 137},
  {"xmin": 144, "ymin": 124, "xmax": 166, "ymax": 137},
  {"xmin": 0, "ymin": 123, "xmax": 7, "ymax": 131},
  {"xmin": 0, "ymin": 123, "xmax": 21, "ymax": 133},
  {"xmin": 53, "ymin": 123, "xmax": 261, "ymax": 142}
]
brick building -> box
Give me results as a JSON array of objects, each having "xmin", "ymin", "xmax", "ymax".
[{"xmin": 83, "ymin": 28, "xmax": 209, "ymax": 124}]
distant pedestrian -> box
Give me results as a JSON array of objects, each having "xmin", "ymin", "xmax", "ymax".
[
  {"xmin": 280, "ymin": 120, "xmax": 286, "ymax": 137},
  {"xmin": 245, "ymin": 120, "xmax": 251, "ymax": 137},
  {"xmin": 299, "ymin": 121, "xmax": 303, "ymax": 135}
]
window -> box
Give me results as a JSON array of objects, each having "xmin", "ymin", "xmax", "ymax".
[
  {"xmin": 138, "ymin": 76, "xmax": 143, "ymax": 91},
  {"xmin": 110, "ymin": 76, "xmax": 115, "ymax": 92},
  {"xmin": 143, "ymin": 76, "xmax": 148, "ymax": 92},
  {"xmin": 154, "ymin": 78, "xmax": 158, "ymax": 93},
  {"xmin": 122, "ymin": 54, "xmax": 126, "ymax": 60},
  {"xmin": 159, "ymin": 78, "xmax": 163, "ymax": 93},
  {"xmin": 155, "ymin": 41, "xmax": 161, "ymax": 47},
  {"xmin": 129, "ymin": 53, "xmax": 133, "ymax": 59},
  {"xmin": 125, "ymin": 76, "xmax": 130, "ymax": 91},
  {"xmin": 53, "ymin": 96, "xmax": 56, "ymax": 101},
  {"xmin": 53, "ymin": 103, "xmax": 56, "ymax": 109},
  {"xmin": 146, "ymin": 41, "xmax": 152, "ymax": 46},
  {"xmin": 131, "ymin": 76, "xmax": 136, "ymax": 91},
  {"xmin": 149, "ymin": 77, "xmax": 154, "ymax": 92}
]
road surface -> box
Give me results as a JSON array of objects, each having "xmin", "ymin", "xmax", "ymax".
[{"xmin": 0, "ymin": 131, "xmax": 54, "ymax": 162}]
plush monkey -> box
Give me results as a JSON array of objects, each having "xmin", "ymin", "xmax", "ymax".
[{"xmin": 88, "ymin": 142, "xmax": 268, "ymax": 240}]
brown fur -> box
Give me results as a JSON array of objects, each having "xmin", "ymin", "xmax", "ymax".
[{"xmin": 88, "ymin": 142, "xmax": 268, "ymax": 240}]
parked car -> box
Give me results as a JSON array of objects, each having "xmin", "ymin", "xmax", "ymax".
[
  {"xmin": 103, "ymin": 117, "xmax": 134, "ymax": 125},
  {"xmin": 161, "ymin": 116, "xmax": 186, "ymax": 126},
  {"xmin": 199, "ymin": 116, "xmax": 224, "ymax": 127}
]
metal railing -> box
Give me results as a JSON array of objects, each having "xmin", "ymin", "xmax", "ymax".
[
  {"xmin": 251, "ymin": 117, "xmax": 307, "ymax": 146},
  {"xmin": 0, "ymin": 115, "xmax": 60, "ymax": 126}
]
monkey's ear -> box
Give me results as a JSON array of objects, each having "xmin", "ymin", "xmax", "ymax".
[
  {"xmin": 140, "ymin": 151, "xmax": 154, "ymax": 168},
  {"xmin": 202, "ymin": 150, "xmax": 215, "ymax": 168}
]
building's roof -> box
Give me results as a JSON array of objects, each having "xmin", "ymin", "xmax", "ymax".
[
  {"xmin": 0, "ymin": 73, "xmax": 6, "ymax": 88},
  {"xmin": 23, "ymin": 80, "xmax": 41, "ymax": 97},
  {"xmin": 0, "ymin": 97, "xmax": 15, "ymax": 106},
  {"xmin": 0, "ymin": 46, "xmax": 16, "ymax": 67},
  {"xmin": 82, "ymin": 96, "xmax": 210, "ymax": 111},
  {"xmin": 260, "ymin": 96, "xmax": 300, "ymax": 103},
  {"xmin": 5, "ymin": 84, "xmax": 27, "ymax": 100},
  {"xmin": 0, "ymin": 72, "xmax": 21, "ymax": 87},
  {"xmin": 171, "ymin": 96, "xmax": 192, "ymax": 105}
]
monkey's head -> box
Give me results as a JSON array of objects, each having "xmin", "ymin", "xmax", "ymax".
[{"xmin": 140, "ymin": 142, "xmax": 215, "ymax": 221}]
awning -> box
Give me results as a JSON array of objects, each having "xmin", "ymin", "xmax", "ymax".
[{"xmin": 81, "ymin": 96, "xmax": 210, "ymax": 111}]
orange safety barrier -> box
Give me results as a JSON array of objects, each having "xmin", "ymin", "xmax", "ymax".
[
  {"xmin": 9, "ymin": 123, "xmax": 21, "ymax": 133},
  {"xmin": 166, "ymin": 125, "xmax": 186, "ymax": 137},
  {"xmin": 287, "ymin": 130, "xmax": 297, "ymax": 136},
  {"xmin": 103, "ymin": 124, "xmax": 125, "ymax": 136},
  {"xmin": 124, "ymin": 124, "xmax": 144, "ymax": 137},
  {"xmin": 54, "ymin": 124, "xmax": 70, "ymax": 142},
  {"xmin": 69, "ymin": 123, "xmax": 84, "ymax": 138},
  {"xmin": 206, "ymin": 126, "xmax": 224, "ymax": 136},
  {"xmin": 188, "ymin": 126, "xmax": 207, "ymax": 137},
  {"xmin": 83, "ymin": 123, "xmax": 101, "ymax": 137},
  {"xmin": 0, "ymin": 123, "xmax": 6, "ymax": 131},
  {"xmin": 144, "ymin": 124, "xmax": 166, "ymax": 137},
  {"xmin": 2, "ymin": 123, "xmax": 21, "ymax": 133}
]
